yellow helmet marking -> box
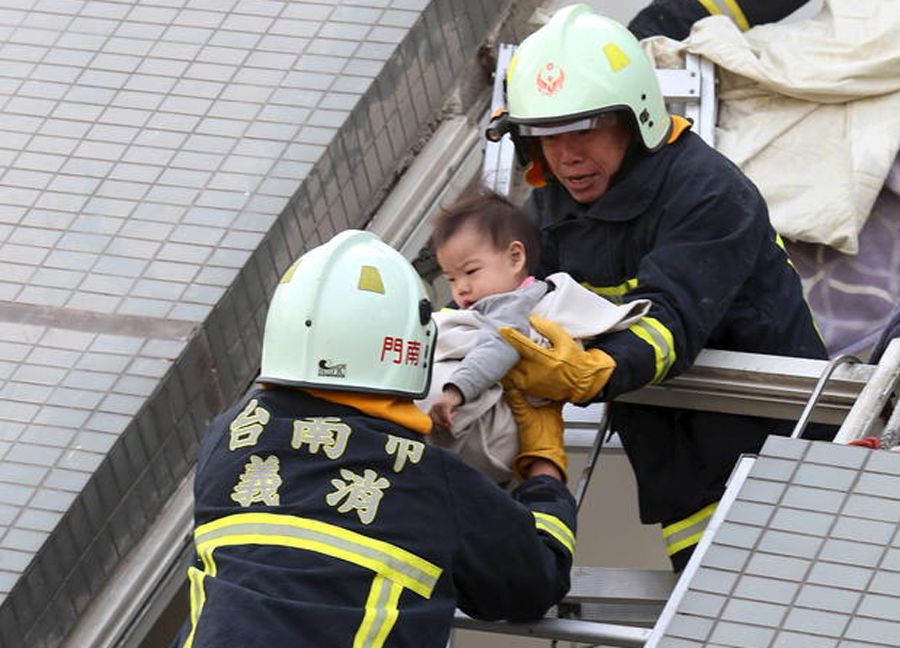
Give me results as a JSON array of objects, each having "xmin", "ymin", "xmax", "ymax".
[
  {"xmin": 602, "ymin": 43, "xmax": 630, "ymax": 73},
  {"xmin": 279, "ymin": 259, "xmax": 301, "ymax": 284},
  {"xmin": 506, "ymin": 54, "xmax": 519, "ymax": 83},
  {"xmin": 359, "ymin": 265, "xmax": 386, "ymax": 294}
]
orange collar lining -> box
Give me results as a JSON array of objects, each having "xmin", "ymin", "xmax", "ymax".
[{"xmin": 305, "ymin": 389, "xmax": 432, "ymax": 435}]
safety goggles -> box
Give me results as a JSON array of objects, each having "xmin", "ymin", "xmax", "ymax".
[{"xmin": 516, "ymin": 112, "xmax": 620, "ymax": 137}]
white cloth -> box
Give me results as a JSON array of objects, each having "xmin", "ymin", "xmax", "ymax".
[
  {"xmin": 417, "ymin": 273, "xmax": 650, "ymax": 482},
  {"xmin": 642, "ymin": 0, "xmax": 900, "ymax": 254}
]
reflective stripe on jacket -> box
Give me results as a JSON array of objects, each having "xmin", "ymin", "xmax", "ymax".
[{"xmin": 182, "ymin": 387, "xmax": 576, "ymax": 648}]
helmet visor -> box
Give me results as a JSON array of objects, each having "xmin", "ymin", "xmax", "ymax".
[{"xmin": 517, "ymin": 112, "xmax": 619, "ymax": 137}]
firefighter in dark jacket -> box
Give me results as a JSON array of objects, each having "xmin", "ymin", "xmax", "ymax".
[
  {"xmin": 174, "ymin": 230, "xmax": 577, "ymax": 648},
  {"xmin": 491, "ymin": 5, "xmax": 831, "ymax": 571},
  {"xmin": 628, "ymin": 0, "xmax": 813, "ymax": 41}
]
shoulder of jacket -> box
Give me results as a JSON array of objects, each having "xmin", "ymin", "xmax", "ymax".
[{"xmin": 662, "ymin": 132, "xmax": 758, "ymax": 192}]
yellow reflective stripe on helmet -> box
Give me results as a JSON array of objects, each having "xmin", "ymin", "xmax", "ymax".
[
  {"xmin": 506, "ymin": 53, "xmax": 519, "ymax": 84},
  {"xmin": 602, "ymin": 42, "xmax": 630, "ymax": 72},
  {"xmin": 579, "ymin": 278, "xmax": 639, "ymax": 305},
  {"xmin": 358, "ymin": 265, "xmax": 386, "ymax": 294},
  {"xmin": 661, "ymin": 502, "xmax": 717, "ymax": 556},
  {"xmin": 354, "ymin": 575, "xmax": 403, "ymax": 648},
  {"xmin": 628, "ymin": 316, "xmax": 676, "ymax": 383},
  {"xmin": 533, "ymin": 511, "xmax": 575, "ymax": 555},
  {"xmin": 280, "ymin": 258, "xmax": 301, "ymax": 284},
  {"xmin": 194, "ymin": 512, "xmax": 442, "ymax": 598},
  {"xmin": 696, "ymin": 0, "xmax": 750, "ymax": 30}
]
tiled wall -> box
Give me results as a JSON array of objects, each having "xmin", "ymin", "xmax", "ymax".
[
  {"xmin": 654, "ymin": 437, "xmax": 900, "ymax": 648},
  {"xmin": 0, "ymin": 1, "xmax": 512, "ymax": 645}
]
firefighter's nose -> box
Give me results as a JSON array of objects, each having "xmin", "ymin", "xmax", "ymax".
[{"xmin": 559, "ymin": 139, "xmax": 584, "ymax": 163}]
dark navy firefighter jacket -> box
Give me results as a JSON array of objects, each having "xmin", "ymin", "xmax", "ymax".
[
  {"xmin": 526, "ymin": 122, "xmax": 831, "ymax": 566},
  {"xmin": 176, "ymin": 386, "xmax": 576, "ymax": 648}
]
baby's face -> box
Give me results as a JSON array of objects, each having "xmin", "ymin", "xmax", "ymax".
[{"xmin": 436, "ymin": 224, "xmax": 526, "ymax": 309}]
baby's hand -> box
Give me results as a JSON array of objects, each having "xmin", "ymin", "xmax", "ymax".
[{"xmin": 429, "ymin": 386, "xmax": 463, "ymax": 429}]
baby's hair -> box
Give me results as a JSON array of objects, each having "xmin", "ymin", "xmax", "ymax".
[{"xmin": 431, "ymin": 188, "xmax": 541, "ymax": 273}]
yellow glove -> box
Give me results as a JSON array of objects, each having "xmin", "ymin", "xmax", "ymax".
[
  {"xmin": 500, "ymin": 315, "xmax": 616, "ymax": 404},
  {"xmin": 505, "ymin": 387, "xmax": 567, "ymax": 482}
]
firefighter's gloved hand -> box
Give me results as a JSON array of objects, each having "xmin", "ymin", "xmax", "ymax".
[
  {"xmin": 500, "ymin": 316, "xmax": 616, "ymax": 404},
  {"xmin": 505, "ymin": 387, "xmax": 567, "ymax": 482}
]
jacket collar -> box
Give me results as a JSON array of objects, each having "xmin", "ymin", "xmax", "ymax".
[{"xmin": 305, "ymin": 389, "xmax": 432, "ymax": 435}]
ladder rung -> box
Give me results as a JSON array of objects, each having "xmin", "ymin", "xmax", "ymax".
[
  {"xmin": 563, "ymin": 602, "xmax": 664, "ymax": 627},
  {"xmin": 453, "ymin": 611, "xmax": 651, "ymax": 647},
  {"xmin": 566, "ymin": 567, "xmax": 677, "ymax": 604}
]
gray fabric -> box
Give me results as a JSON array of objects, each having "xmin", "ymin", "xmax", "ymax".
[
  {"xmin": 448, "ymin": 280, "xmax": 549, "ymax": 402},
  {"xmin": 787, "ymin": 172, "xmax": 900, "ymax": 360}
]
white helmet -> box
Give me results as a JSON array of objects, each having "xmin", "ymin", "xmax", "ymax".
[
  {"xmin": 260, "ymin": 230, "xmax": 436, "ymax": 398},
  {"xmin": 505, "ymin": 3, "xmax": 670, "ymax": 151}
]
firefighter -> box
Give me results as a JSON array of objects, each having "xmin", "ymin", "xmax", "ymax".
[
  {"xmin": 628, "ymin": 0, "xmax": 813, "ymax": 41},
  {"xmin": 173, "ymin": 230, "xmax": 577, "ymax": 648},
  {"xmin": 491, "ymin": 4, "xmax": 831, "ymax": 571}
]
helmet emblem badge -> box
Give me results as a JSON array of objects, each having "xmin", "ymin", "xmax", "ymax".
[{"xmin": 535, "ymin": 62, "xmax": 565, "ymax": 96}]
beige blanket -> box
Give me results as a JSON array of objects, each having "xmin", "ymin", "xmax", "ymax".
[{"xmin": 643, "ymin": 0, "xmax": 900, "ymax": 254}]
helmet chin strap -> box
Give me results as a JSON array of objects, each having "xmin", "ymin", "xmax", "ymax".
[{"xmin": 610, "ymin": 128, "xmax": 646, "ymax": 189}]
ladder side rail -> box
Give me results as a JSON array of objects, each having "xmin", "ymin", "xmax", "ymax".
[
  {"xmin": 571, "ymin": 403, "xmax": 609, "ymax": 509},
  {"xmin": 833, "ymin": 337, "xmax": 900, "ymax": 444},
  {"xmin": 482, "ymin": 43, "xmax": 517, "ymax": 195},
  {"xmin": 790, "ymin": 354, "xmax": 862, "ymax": 439},
  {"xmin": 452, "ymin": 611, "xmax": 651, "ymax": 647},
  {"xmin": 876, "ymin": 389, "xmax": 900, "ymax": 449},
  {"xmin": 654, "ymin": 66, "xmax": 701, "ymax": 101},
  {"xmin": 697, "ymin": 54, "xmax": 717, "ymax": 147},
  {"xmin": 567, "ymin": 602, "xmax": 665, "ymax": 628},
  {"xmin": 644, "ymin": 455, "xmax": 756, "ymax": 648},
  {"xmin": 679, "ymin": 52, "xmax": 716, "ymax": 147}
]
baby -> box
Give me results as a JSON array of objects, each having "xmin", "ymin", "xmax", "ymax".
[{"xmin": 418, "ymin": 188, "xmax": 649, "ymax": 483}]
